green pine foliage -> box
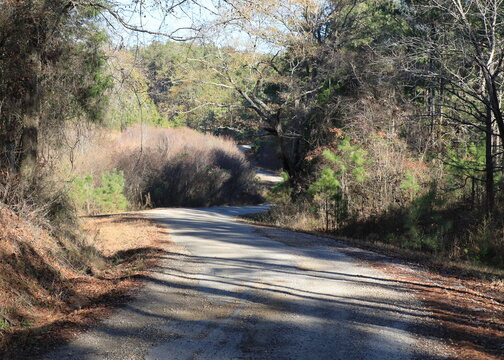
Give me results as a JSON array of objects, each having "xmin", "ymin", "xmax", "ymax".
[
  {"xmin": 323, "ymin": 138, "xmax": 369, "ymax": 184},
  {"xmin": 267, "ymin": 172, "xmax": 293, "ymax": 204},
  {"xmin": 401, "ymin": 171, "xmax": 421, "ymax": 201},
  {"xmin": 94, "ymin": 170, "xmax": 129, "ymax": 213},
  {"xmin": 309, "ymin": 168, "xmax": 341, "ymax": 198},
  {"xmin": 69, "ymin": 170, "xmax": 129, "ymax": 215},
  {"xmin": 306, "ymin": 137, "xmax": 369, "ymax": 230},
  {"xmin": 308, "ymin": 168, "xmax": 343, "ymax": 231}
]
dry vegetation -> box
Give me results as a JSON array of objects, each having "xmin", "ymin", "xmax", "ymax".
[
  {"xmin": 67, "ymin": 125, "xmax": 261, "ymax": 209},
  {"xmin": 0, "ymin": 207, "xmax": 169, "ymax": 358},
  {"xmin": 0, "ymin": 124, "xmax": 261, "ymax": 357}
]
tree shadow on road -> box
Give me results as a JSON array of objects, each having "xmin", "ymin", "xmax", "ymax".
[{"xmin": 7, "ymin": 207, "xmax": 503, "ymax": 359}]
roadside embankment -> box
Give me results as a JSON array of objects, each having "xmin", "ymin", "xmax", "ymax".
[{"xmin": 0, "ymin": 208, "xmax": 169, "ymax": 358}]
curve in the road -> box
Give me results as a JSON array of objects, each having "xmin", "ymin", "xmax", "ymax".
[{"xmin": 39, "ymin": 206, "xmax": 447, "ymax": 360}]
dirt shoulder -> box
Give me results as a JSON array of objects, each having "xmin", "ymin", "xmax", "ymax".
[
  {"xmin": 251, "ymin": 224, "xmax": 504, "ymax": 360},
  {"xmin": 1, "ymin": 213, "xmax": 171, "ymax": 359}
]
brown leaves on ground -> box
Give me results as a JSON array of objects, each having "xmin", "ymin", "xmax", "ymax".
[
  {"xmin": 384, "ymin": 267, "xmax": 504, "ymax": 360},
  {"xmin": 0, "ymin": 210, "xmax": 170, "ymax": 358},
  {"xmin": 327, "ymin": 237, "xmax": 504, "ymax": 360}
]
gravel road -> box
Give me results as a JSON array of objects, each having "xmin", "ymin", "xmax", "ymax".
[{"xmin": 39, "ymin": 206, "xmax": 449, "ymax": 360}]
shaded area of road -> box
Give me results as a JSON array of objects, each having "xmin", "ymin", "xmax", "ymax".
[
  {"xmin": 39, "ymin": 206, "xmax": 448, "ymax": 360},
  {"xmin": 238, "ymin": 144, "xmax": 283, "ymax": 186}
]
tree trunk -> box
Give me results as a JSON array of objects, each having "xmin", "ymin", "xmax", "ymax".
[
  {"xmin": 484, "ymin": 72, "xmax": 504, "ymax": 154},
  {"xmin": 19, "ymin": 51, "xmax": 41, "ymax": 182},
  {"xmin": 19, "ymin": 119, "xmax": 39, "ymax": 180},
  {"xmin": 325, "ymin": 197, "xmax": 329, "ymax": 232},
  {"xmin": 485, "ymin": 105, "xmax": 494, "ymax": 214},
  {"xmin": 278, "ymin": 136, "xmax": 293, "ymax": 175}
]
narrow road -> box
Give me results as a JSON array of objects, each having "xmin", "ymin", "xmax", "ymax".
[{"xmin": 40, "ymin": 206, "xmax": 447, "ymax": 360}]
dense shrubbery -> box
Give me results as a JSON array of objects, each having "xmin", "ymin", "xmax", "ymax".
[
  {"xmin": 339, "ymin": 194, "xmax": 504, "ymax": 267},
  {"xmin": 260, "ymin": 128, "xmax": 504, "ymax": 268},
  {"xmin": 67, "ymin": 125, "xmax": 260, "ymax": 210}
]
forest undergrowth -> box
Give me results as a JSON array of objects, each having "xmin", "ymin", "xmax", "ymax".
[{"xmin": 253, "ymin": 128, "xmax": 504, "ymax": 272}]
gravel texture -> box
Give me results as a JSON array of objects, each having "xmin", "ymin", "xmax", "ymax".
[{"xmin": 38, "ymin": 206, "xmax": 449, "ymax": 360}]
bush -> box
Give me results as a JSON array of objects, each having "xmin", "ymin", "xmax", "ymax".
[
  {"xmin": 67, "ymin": 125, "xmax": 261, "ymax": 208},
  {"xmin": 308, "ymin": 168, "xmax": 343, "ymax": 231},
  {"xmin": 69, "ymin": 170, "xmax": 129, "ymax": 214},
  {"xmin": 267, "ymin": 172, "xmax": 292, "ymax": 204},
  {"xmin": 94, "ymin": 170, "xmax": 129, "ymax": 212}
]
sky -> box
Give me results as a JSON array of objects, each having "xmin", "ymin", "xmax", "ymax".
[
  {"xmin": 107, "ymin": 0, "xmax": 220, "ymax": 46},
  {"xmin": 104, "ymin": 0, "xmax": 268, "ymax": 52}
]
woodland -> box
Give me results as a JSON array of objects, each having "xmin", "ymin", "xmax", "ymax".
[
  {"xmin": 1, "ymin": 1, "xmax": 504, "ymax": 356},
  {"xmin": 0, "ymin": 0, "xmax": 504, "ymax": 285}
]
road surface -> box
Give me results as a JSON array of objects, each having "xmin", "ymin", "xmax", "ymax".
[{"xmin": 40, "ymin": 206, "xmax": 448, "ymax": 360}]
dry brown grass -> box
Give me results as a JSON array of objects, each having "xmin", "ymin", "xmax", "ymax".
[
  {"xmin": 0, "ymin": 207, "xmax": 170, "ymax": 357},
  {"xmin": 0, "ymin": 205, "xmax": 77, "ymax": 339},
  {"xmin": 82, "ymin": 215, "xmax": 165, "ymax": 256}
]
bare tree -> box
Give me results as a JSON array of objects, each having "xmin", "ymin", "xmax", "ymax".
[{"xmin": 405, "ymin": 0, "xmax": 504, "ymax": 211}]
